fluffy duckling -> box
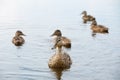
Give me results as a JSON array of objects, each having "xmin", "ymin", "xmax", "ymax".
[
  {"xmin": 51, "ymin": 29, "xmax": 71, "ymax": 49},
  {"xmin": 91, "ymin": 19, "xmax": 109, "ymax": 33},
  {"xmin": 48, "ymin": 37, "xmax": 72, "ymax": 69},
  {"xmin": 81, "ymin": 11, "xmax": 95, "ymax": 23},
  {"xmin": 12, "ymin": 30, "xmax": 25, "ymax": 46}
]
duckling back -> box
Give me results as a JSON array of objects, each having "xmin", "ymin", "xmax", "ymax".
[
  {"xmin": 48, "ymin": 52, "xmax": 72, "ymax": 69},
  {"xmin": 61, "ymin": 37, "xmax": 71, "ymax": 49},
  {"xmin": 12, "ymin": 37, "xmax": 25, "ymax": 46}
]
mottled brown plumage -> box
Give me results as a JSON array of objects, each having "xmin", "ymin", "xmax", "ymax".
[
  {"xmin": 51, "ymin": 29, "xmax": 71, "ymax": 49},
  {"xmin": 12, "ymin": 30, "xmax": 25, "ymax": 46},
  {"xmin": 48, "ymin": 37, "xmax": 72, "ymax": 69},
  {"xmin": 91, "ymin": 20, "xmax": 109, "ymax": 33},
  {"xmin": 81, "ymin": 11, "xmax": 95, "ymax": 23}
]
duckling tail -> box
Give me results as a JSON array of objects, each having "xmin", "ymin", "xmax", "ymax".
[
  {"xmin": 63, "ymin": 43, "xmax": 71, "ymax": 49},
  {"xmin": 103, "ymin": 29, "xmax": 109, "ymax": 33}
]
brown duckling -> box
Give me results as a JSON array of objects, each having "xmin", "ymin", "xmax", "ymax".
[
  {"xmin": 91, "ymin": 19, "xmax": 109, "ymax": 33},
  {"xmin": 48, "ymin": 37, "xmax": 72, "ymax": 69},
  {"xmin": 81, "ymin": 11, "xmax": 95, "ymax": 23},
  {"xmin": 51, "ymin": 29, "xmax": 71, "ymax": 49},
  {"xmin": 12, "ymin": 30, "xmax": 25, "ymax": 46}
]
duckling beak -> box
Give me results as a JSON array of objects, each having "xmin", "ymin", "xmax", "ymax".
[
  {"xmin": 22, "ymin": 33, "xmax": 26, "ymax": 36},
  {"xmin": 51, "ymin": 33, "xmax": 55, "ymax": 36},
  {"xmin": 81, "ymin": 11, "xmax": 84, "ymax": 14},
  {"xmin": 51, "ymin": 34, "xmax": 53, "ymax": 36}
]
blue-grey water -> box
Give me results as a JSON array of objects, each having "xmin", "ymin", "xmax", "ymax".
[{"xmin": 0, "ymin": 0, "xmax": 120, "ymax": 80}]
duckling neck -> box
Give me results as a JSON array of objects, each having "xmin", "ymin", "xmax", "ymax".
[
  {"xmin": 15, "ymin": 34, "xmax": 20, "ymax": 37},
  {"xmin": 91, "ymin": 21, "xmax": 97, "ymax": 26},
  {"xmin": 91, "ymin": 24, "xmax": 97, "ymax": 26},
  {"xmin": 56, "ymin": 47, "xmax": 62, "ymax": 54},
  {"xmin": 84, "ymin": 12, "xmax": 87, "ymax": 16}
]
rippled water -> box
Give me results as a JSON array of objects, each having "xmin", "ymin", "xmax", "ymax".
[{"xmin": 0, "ymin": 0, "xmax": 120, "ymax": 80}]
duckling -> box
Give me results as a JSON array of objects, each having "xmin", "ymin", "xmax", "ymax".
[
  {"xmin": 91, "ymin": 19, "xmax": 109, "ymax": 33},
  {"xmin": 12, "ymin": 30, "xmax": 25, "ymax": 46},
  {"xmin": 51, "ymin": 29, "xmax": 71, "ymax": 49},
  {"xmin": 81, "ymin": 11, "xmax": 95, "ymax": 23},
  {"xmin": 48, "ymin": 37, "xmax": 72, "ymax": 69}
]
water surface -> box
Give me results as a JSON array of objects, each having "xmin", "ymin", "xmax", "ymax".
[{"xmin": 0, "ymin": 0, "xmax": 120, "ymax": 80}]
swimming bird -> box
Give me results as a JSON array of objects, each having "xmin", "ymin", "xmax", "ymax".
[
  {"xmin": 12, "ymin": 30, "xmax": 25, "ymax": 46},
  {"xmin": 91, "ymin": 19, "xmax": 109, "ymax": 33},
  {"xmin": 81, "ymin": 11, "xmax": 95, "ymax": 23},
  {"xmin": 48, "ymin": 37, "xmax": 72, "ymax": 69},
  {"xmin": 51, "ymin": 29, "xmax": 71, "ymax": 49}
]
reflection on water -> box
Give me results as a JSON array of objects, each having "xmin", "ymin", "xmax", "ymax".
[
  {"xmin": 91, "ymin": 32, "xmax": 109, "ymax": 37},
  {"xmin": 0, "ymin": 0, "xmax": 120, "ymax": 80},
  {"xmin": 48, "ymin": 51, "xmax": 72, "ymax": 80},
  {"xmin": 50, "ymin": 68, "xmax": 65, "ymax": 80}
]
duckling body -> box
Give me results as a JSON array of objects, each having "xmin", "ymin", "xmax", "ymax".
[
  {"xmin": 81, "ymin": 11, "xmax": 95, "ymax": 23},
  {"xmin": 51, "ymin": 29, "xmax": 71, "ymax": 49},
  {"xmin": 12, "ymin": 30, "xmax": 25, "ymax": 46},
  {"xmin": 91, "ymin": 20, "xmax": 109, "ymax": 33},
  {"xmin": 48, "ymin": 51, "xmax": 72, "ymax": 69},
  {"xmin": 48, "ymin": 37, "xmax": 72, "ymax": 69}
]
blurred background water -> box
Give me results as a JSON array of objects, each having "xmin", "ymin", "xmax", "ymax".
[{"xmin": 0, "ymin": 0, "xmax": 120, "ymax": 80}]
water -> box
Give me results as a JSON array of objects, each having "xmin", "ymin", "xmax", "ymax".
[{"xmin": 0, "ymin": 0, "xmax": 120, "ymax": 80}]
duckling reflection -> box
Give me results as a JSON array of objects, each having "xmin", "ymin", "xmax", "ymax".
[
  {"xmin": 50, "ymin": 68, "xmax": 65, "ymax": 80},
  {"xmin": 51, "ymin": 29, "xmax": 71, "ymax": 49},
  {"xmin": 81, "ymin": 11, "xmax": 95, "ymax": 23},
  {"xmin": 48, "ymin": 37, "xmax": 72, "ymax": 69},
  {"xmin": 12, "ymin": 30, "xmax": 25, "ymax": 46},
  {"xmin": 91, "ymin": 32, "xmax": 97, "ymax": 37}
]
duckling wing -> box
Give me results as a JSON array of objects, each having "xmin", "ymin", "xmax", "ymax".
[
  {"xmin": 87, "ymin": 15, "xmax": 93, "ymax": 17},
  {"xmin": 63, "ymin": 53, "xmax": 72, "ymax": 64},
  {"xmin": 61, "ymin": 37, "xmax": 71, "ymax": 48},
  {"xmin": 12, "ymin": 37, "xmax": 18, "ymax": 43},
  {"xmin": 12, "ymin": 37, "xmax": 25, "ymax": 44},
  {"xmin": 98, "ymin": 25, "xmax": 108, "ymax": 29},
  {"xmin": 61, "ymin": 37, "xmax": 71, "ymax": 43},
  {"xmin": 88, "ymin": 15, "xmax": 95, "ymax": 20},
  {"xmin": 19, "ymin": 37, "xmax": 25, "ymax": 43}
]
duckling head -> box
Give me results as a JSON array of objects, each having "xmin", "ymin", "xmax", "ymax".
[
  {"xmin": 81, "ymin": 11, "xmax": 87, "ymax": 15},
  {"xmin": 51, "ymin": 29, "xmax": 62, "ymax": 37},
  {"xmin": 15, "ymin": 30, "xmax": 25, "ymax": 36}
]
